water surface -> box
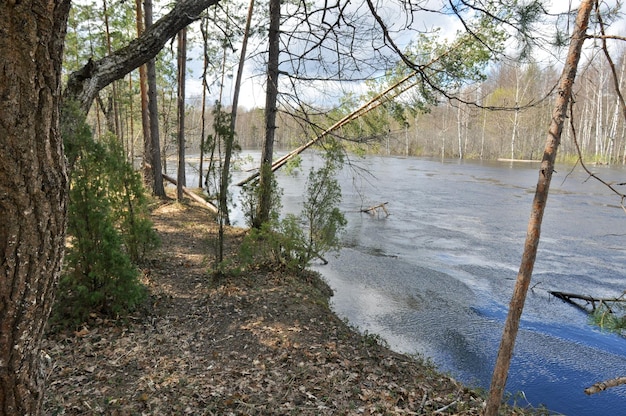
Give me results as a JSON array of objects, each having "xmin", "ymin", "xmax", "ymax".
[{"xmin": 192, "ymin": 153, "xmax": 626, "ymax": 414}]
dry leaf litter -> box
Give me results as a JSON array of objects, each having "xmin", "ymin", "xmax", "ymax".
[{"xmin": 43, "ymin": 198, "xmax": 545, "ymax": 415}]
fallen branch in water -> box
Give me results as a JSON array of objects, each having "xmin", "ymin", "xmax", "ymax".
[
  {"xmin": 585, "ymin": 377, "xmax": 626, "ymax": 395},
  {"xmin": 548, "ymin": 291, "xmax": 626, "ymax": 312},
  {"xmin": 361, "ymin": 202, "xmax": 389, "ymax": 218}
]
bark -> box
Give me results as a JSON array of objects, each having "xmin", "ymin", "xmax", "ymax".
[
  {"xmin": 0, "ymin": 0, "xmax": 71, "ymax": 414},
  {"xmin": 136, "ymin": 0, "xmax": 152, "ymax": 187},
  {"xmin": 176, "ymin": 28, "xmax": 187, "ymax": 202},
  {"xmin": 102, "ymin": 0, "xmax": 121, "ymax": 139},
  {"xmin": 585, "ymin": 377, "xmax": 626, "ymax": 395},
  {"xmin": 64, "ymin": 0, "xmax": 220, "ymax": 113},
  {"xmin": 144, "ymin": 0, "xmax": 165, "ymax": 197},
  {"xmin": 199, "ymin": 17, "xmax": 209, "ymax": 189},
  {"xmin": 483, "ymin": 1, "xmax": 593, "ymax": 415},
  {"xmin": 253, "ymin": 0, "xmax": 280, "ymax": 228}
]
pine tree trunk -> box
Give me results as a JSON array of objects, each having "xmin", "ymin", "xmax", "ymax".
[
  {"xmin": 102, "ymin": 0, "xmax": 122, "ymax": 140},
  {"xmin": 254, "ymin": 0, "xmax": 280, "ymax": 228},
  {"xmin": 144, "ymin": 0, "xmax": 165, "ymax": 197},
  {"xmin": 176, "ymin": 28, "xmax": 187, "ymax": 202},
  {"xmin": 484, "ymin": 1, "xmax": 593, "ymax": 414},
  {"xmin": 136, "ymin": 0, "xmax": 152, "ymax": 187},
  {"xmin": 0, "ymin": 1, "xmax": 71, "ymax": 414}
]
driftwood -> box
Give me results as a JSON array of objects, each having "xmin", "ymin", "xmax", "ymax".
[
  {"xmin": 585, "ymin": 377, "xmax": 626, "ymax": 395},
  {"xmin": 361, "ymin": 202, "xmax": 389, "ymax": 217},
  {"xmin": 161, "ymin": 173, "xmax": 219, "ymax": 214},
  {"xmin": 549, "ymin": 291, "xmax": 626, "ymax": 312},
  {"xmin": 496, "ymin": 158, "xmax": 541, "ymax": 163}
]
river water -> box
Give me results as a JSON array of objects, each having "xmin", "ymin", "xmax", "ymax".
[{"xmin": 188, "ymin": 152, "xmax": 626, "ymax": 415}]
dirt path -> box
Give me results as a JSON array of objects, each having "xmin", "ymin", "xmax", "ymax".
[{"xmin": 42, "ymin": 199, "xmax": 535, "ymax": 415}]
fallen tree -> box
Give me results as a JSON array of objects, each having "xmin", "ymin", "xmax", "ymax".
[
  {"xmin": 236, "ymin": 71, "xmax": 420, "ymax": 186},
  {"xmin": 162, "ymin": 173, "xmax": 218, "ymax": 214},
  {"xmin": 549, "ymin": 291, "xmax": 626, "ymax": 313},
  {"xmin": 585, "ymin": 376, "xmax": 626, "ymax": 395},
  {"xmin": 361, "ymin": 202, "xmax": 389, "ymax": 217}
]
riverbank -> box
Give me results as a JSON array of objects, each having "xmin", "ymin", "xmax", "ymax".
[{"xmin": 43, "ymin": 197, "xmax": 544, "ymax": 415}]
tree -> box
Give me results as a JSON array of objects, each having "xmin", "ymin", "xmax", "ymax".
[
  {"xmin": 222, "ymin": 0, "xmax": 255, "ymax": 225},
  {"xmin": 177, "ymin": 27, "xmax": 187, "ymax": 202},
  {"xmin": 484, "ymin": 0, "xmax": 594, "ymax": 414},
  {"xmin": 0, "ymin": 1, "xmax": 71, "ymax": 413},
  {"xmin": 64, "ymin": 0, "xmax": 220, "ymax": 112},
  {"xmin": 136, "ymin": 0, "xmax": 151, "ymax": 186},
  {"xmin": 1, "ymin": 1, "xmax": 218, "ymax": 413},
  {"xmin": 254, "ymin": 0, "xmax": 280, "ymax": 228},
  {"xmin": 144, "ymin": 0, "xmax": 166, "ymax": 197}
]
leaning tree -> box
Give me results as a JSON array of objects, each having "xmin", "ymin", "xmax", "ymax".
[{"xmin": 250, "ymin": 0, "xmax": 557, "ymax": 227}]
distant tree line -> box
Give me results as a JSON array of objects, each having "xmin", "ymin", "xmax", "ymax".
[{"xmin": 71, "ymin": 0, "xmax": 626, "ymax": 165}]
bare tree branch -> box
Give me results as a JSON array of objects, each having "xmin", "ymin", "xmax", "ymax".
[
  {"xmin": 64, "ymin": 0, "xmax": 220, "ymax": 112},
  {"xmin": 568, "ymin": 100, "xmax": 626, "ymax": 213}
]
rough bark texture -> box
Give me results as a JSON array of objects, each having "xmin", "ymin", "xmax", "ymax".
[
  {"xmin": 144, "ymin": 0, "xmax": 166, "ymax": 197},
  {"xmin": 64, "ymin": 0, "xmax": 220, "ymax": 113},
  {"xmin": 0, "ymin": 0, "xmax": 71, "ymax": 414},
  {"xmin": 483, "ymin": 1, "xmax": 593, "ymax": 415},
  {"xmin": 254, "ymin": 0, "xmax": 280, "ymax": 228},
  {"xmin": 136, "ymin": 0, "xmax": 153, "ymax": 188},
  {"xmin": 176, "ymin": 28, "xmax": 187, "ymax": 202}
]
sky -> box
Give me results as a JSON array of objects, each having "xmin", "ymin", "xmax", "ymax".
[{"xmin": 182, "ymin": 0, "xmax": 626, "ymax": 111}]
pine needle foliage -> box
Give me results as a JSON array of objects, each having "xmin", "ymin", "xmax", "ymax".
[
  {"xmin": 238, "ymin": 149, "xmax": 346, "ymax": 272},
  {"xmin": 53, "ymin": 102, "xmax": 158, "ymax": 326},
  {"xmin": 590, "ymin": 303, "xmax": 626, "ymax": 337}
]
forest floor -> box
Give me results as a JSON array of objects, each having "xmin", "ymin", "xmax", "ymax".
[{"xmin": 42, "ymin": 196, "xmax": 547, "ymax": 415}]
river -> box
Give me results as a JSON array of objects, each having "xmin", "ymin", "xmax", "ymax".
[{"xmin": 184, "ymin": 151, "xmax": 626, "ymax": 415}]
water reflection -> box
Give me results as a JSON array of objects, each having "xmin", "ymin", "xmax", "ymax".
[{"xmin": 178, "ymin": 152, "xmax": 626, "ymax": 414}]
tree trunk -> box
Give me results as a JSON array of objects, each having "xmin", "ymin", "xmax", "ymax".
[
  {"xmin": 253, "ymin": 0, "xmax": 280, "ymax": 228},
  {"xmin": 220, "ymin": 0, "xmax": 254, "ymax": 226},
  {"xmin": 102, "ymin": 0, "xmax": 121, "ymax": 139},
  {"xmin": 177, "ymin": 28, "xmax": 187, "ymax": 202},
  {"xmin": 199, "ymin": 18, "xmax": 208, "ymax": 189},
  {"xmin": 136, "ymin": 0, "xmax": 152, "ymax": 187},
  {"xmin": 144, "ymin": 0, "xmax": 165, "ymax": 197},
  {"xmin": 484, "ymin": 1, "xmax": 593, "ymax": 414},
  {"xmin": 0, "ymin": 1, "xmax": 71, "ymax": 414}
]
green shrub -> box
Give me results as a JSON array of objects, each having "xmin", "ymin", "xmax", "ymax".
[
  {"xmin": 52, "ymin": 102, "xmax": 157, "ymax": 326},
  {"xmin": 238, "ymin": 150, "xmax": 346, "ymax": 272},
  {"xmin": 590, "ymin": 303, "xmax": 626, "ymax": 336}
]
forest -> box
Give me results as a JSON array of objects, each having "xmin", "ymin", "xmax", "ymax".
[
  {"xmin": 1, "ymin": 0, "xmax": 624, "ymax": 415},
  {"xmin": 66, "ymin": 0, "xmax": 626, "ymax": 164}
]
